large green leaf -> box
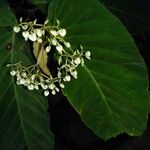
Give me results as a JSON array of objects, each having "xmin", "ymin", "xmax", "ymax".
[
  {"xmin": 48, "ymin": 0, "xmax": 150, "ymax": 140},
  {"xmin": 0, "ymin": 7, "xmax": 54, "ymax": 150}
]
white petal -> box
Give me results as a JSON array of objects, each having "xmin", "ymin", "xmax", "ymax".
[
  {"xmin": 60, "ymin": 83, "xmax": 65, "ymax": 88},
  {"xmin": 28, "ymin": 33, "xmax": 37, "ymax": 41},
  {"xmin": 22, "ymin": 25, "xmax": 28, "ymax": 30},
  {"xmin": 85, "ymin": 51, "xmax": 91, "ymax": 59},
  {"xmin": 50, "ymin": 30, "xmax": 58, "ymax": 36},
  {"xmin": 49, "ymin": 84, "xmax": 55, "ymax": 90},
  {"xmin": 64, "ymin": 42, "xmax": 71, "ymax": 48},
  {"xmin": 64, "ymin": 75, "xmax": 71, "ymax": 82},
  {"xmin": 56, "ymin": 45, "xmax": 63, "ymax": 53},
  {"xmin": 37, "ymin": 37, "xmax": 42, "ymax": 43},
  {"xmin": 44, "ymin": 90, "xmax": 50, "ymax": 96},
  {"xmin": 51, "ymin": 39, "xmax": 57, "ymax": 45},
  {"xmin": 71, "ymin": 70, "xmax": 78, "ymax": 79},
  {"xmin": 28, "ymin": 84, "xmax": 34, "ymax": 90},
  {"xmin": 10, "ymin": 70, "xmax": 16, "ymax": 76},
  {"xmin": 22, "ymin": 31, "xmax": 29, "ymax": 38},
  {"xmin": 58, "ymin": 29, "xmax": 66, "ymax": 37},
  {"xmin": 74, "ymin": 58, "xmax": 81, "ymax": 65},
  {"xmin": 36, "ymin": 29, "xmax": 43, "ymax": 37},
  {"xmin": 52, "ymin": 90, "xmax": 56, "ymax": 95},
  {"xmin": 46, "ymin": 45, "xmax": 51, "ymax": 53},
  {"xmin": 13, "ymin": 26, "xmax": 20, "ymax": 33}
]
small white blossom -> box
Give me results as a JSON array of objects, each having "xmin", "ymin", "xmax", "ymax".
[
  {"xmin": 36, "ymin": 29, "xmax": 43, "ymax": 37},
  {"xmin": 44, "ymin": 19, "xmax": 49, "ymax": 24},
  {"xmin": 28, "ymin": 33, "xmax": 37, "ymax": 41},
  {"xmin": 34, "ymin": 85, "xmax": 39, "ymax": 90},
  {"xmin": 64, "ymin": 75, "xmax": 71, "ymax": 82},
  {"xmin": 10, "ymin": 70, "xmax": 16, "ymax": 76},
  {"xmin": 85, "ymin": 51, "xmax": 91, "ymax": 59},
  {"xmin": 13, "ymin": 26, "xmax": 20, "ymax": 33},
  {"xmin": 41, "ymin": 84, "xmax": 48, "ymax": 90},
  {"xmin": 22, "ymin": 72, "xmax": 27, "ymax": 78},
  {"xmin": 49, "ymin": 83, "xmax": 55, "ymax": 90},
  {"xmin": 56, "ymin": 45, "xmax": 63, "ymax": 54},
  {"xmin": 44, "ymin": 90, "xmax": 50, "ymax": 96},
  {"xmin": 58, "ymin": 57, "xmax": 62, "ymax": 65},
  {"xmin": 52, "ymin": 90, "xmax": 56, "ymax": 95},
  {"xmin": 71, "ymin": 70, "xmax": 78, "ymax": 79},
  {"xmin": 58, "ymin": 29, "xmax": 66, "ymax": 37},
  {"xmin": 60, "ymin": 83, "xmax": 65, "ymax": 88},
  {"xmin": 55, "ymin": 87, "xmax": 59, "ymax": 92},
  {"xmin": 46, "ymin": 45, "xmax": 51, "ymax": 53},
  {"xmin": 51, "ymin": 39, "xmax": 57, "ymax": 45},
  {"xmin": 20, "ymin": 79, "xmax": 26, "ymax": 85},
  {"xmin": 74, "ymin": 58, "xmax": 81, "ymax": 65},
  {"xmin": 22, "ymin": 31, "xmax": 29, "ymax": 38},
  {"xmin": 28, "ymin": 84, "xmax": 34, "ymax": 90},
  {"xmin": 64, "ymin": 42, "xmax": 71, "ymax": 48},
  {"xmin": 37, "ymin": 37, "xmax": 42, "ymax": 43},
  {"xmin": 50, "ymin": 30, "xmax": 58, "ymax": 36},
  {"xmin": 22, "ymin": 25, "xmax": 28, "ymax": 30}
]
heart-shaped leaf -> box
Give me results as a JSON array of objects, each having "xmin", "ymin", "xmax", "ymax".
[
  {"xmin": 0, "ymin": 7, "xmax": 54, "ymax": 149},
  {"xmin": 48, "ymin": 0, "xmax": 150, "ymax": 140}
]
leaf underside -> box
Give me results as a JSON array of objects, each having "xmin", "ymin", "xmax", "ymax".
[{"xmin": 48, "ymin": 0, "xmax": 150, "ymax": 140}]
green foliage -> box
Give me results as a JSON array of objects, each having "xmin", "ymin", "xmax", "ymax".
[
  {"xmin": 0, "ymin": 0, "xmax": 149, "ymax": 149},
  {"xmin": 0, "ymin": 7, "xmax": 54, "ymax": 150},
  {"xmin": 48, "ymin": 0, "xmax": 150, "ymax": 140}
]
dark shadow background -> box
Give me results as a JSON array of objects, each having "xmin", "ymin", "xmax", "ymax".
[{"xmin": 7, "ymin": 0, "xmax": 150, "ymax": 149}]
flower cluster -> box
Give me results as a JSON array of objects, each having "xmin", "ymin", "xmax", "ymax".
[{"xmin": 9, "ymin": 18, "xmax": 91, "ymax": 96}]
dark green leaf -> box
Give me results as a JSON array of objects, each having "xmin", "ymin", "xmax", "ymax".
[
  {"xmin": 0, "ymin": 4, "xmax": 54, "ymax": 150},
  {"xmin": 48, "ymin": 0, "xmax": 150, "ymax": 140}
]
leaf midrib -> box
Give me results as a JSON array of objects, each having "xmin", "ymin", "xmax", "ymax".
[
  {"xmin": 11, "ymin": 33, "xmax": 30, "ymax": 148},
  {"xmin": 83, "ymin": 65, "xmax": 119, "ymax": 130}
]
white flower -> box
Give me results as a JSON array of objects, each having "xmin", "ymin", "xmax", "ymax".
[
  {"xmin": 52, "ymin": 90, "xmax": 56, "ymax": 95},
  {"xmin": 60, "ymin": 83, "xmax": 65, "ymax": 88},
  {"xmin": 51, "ymin": 39, "xmax": 57, "ymax": 45},
  {"xmin": 56, "ymin": 45, "xmax": 63, "ymax": 54},
  {"xmin": 22, "ymin": 31, "xmax": 29, "ymax": 38},
  {"xmin": 44, "ymin": 90, "xmax": 50, "ymax": 96},
  {"xmin": 58, "ymin": 57, "xmax": 62, "ymax": 65},
  {"xmin": 28, "ymin": 84, "xmax": 34, "ymax": 90},
  {"xmin": 42, "ymin": 30, "xmax": 45, "ymax": 36},
  {"xmin": 21, "ymin": 72, "xmax": 27, "ymax": 78},
  {"xmin": 44, "ymin": 19, "xmax": 49, "ymax": 24},
  {"xmin": 55, "ymin": 87, "xmax": 59, "ymax": 92},
  {"xmin": 22, "ymin": 25, "xmax": 28, "ymax": 30},
  {"xmin": 34, "ymin": 85, "xmax": 39, "ymax": 90},
  {"xmin": 28, "ymin": 33, "xmax": 37, "ymax": 41},
  {"xmin": 20, "ymin": 79, "xmax": 26, "ymax": 85},
  {"xmin": 49, "ymin": 83, "xmax": 55, "ymax": 90},
  {"xmin": 74, "ymin": 58, "xmax": 81, "ymax": 65},
  {"xmin": 64, "ymin": 42, "xmax": 71, "ymax": 48},
  {"xmin": 37, "ymin": 37, "xmax": 42, "ymax": 43},
  {"xmin": 58, "ymin": 29, "xmax": 66, "ymax": 37},
  {"xmin": 41, "ymin": 84, "xmax": 48, "ymax": 90},
  {"xmin": 71, "ymin": 70, "xmax": 78, "ymax": 79},
  {"xmin": 57, "ymin": 71, "xmax": 61, "ymax": 78},
  {"xmin": 46, "ymin": 45, "xmax": 51, "ymax": 53},
  {"xmin": 50, "ymin": 30, "xmax": 58, "ymax": 36},
  {"xmin": 13, "ymin": 26, "xmax": 20, "ymax": 33},
  {"xmin": 85, "ymin": 51, "xmax": 91, "ymax": 59},
  {"xmin": 36, "ymin": 29, "xmax": 43, "ymax": 37},
  {"xmin": 10, "ymin": 70, "xmax": 16, "ymax": 76},
  {"xmin": 64, "ymin": 75, "xmax": 71, "ymax": 82}
]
